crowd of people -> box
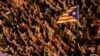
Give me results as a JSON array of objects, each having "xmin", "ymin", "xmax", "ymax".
[{"xmin": 0, "ymin": 0, "xmax": 100, "ymax": 56}]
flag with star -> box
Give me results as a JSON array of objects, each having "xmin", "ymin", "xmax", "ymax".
[{"xmin": 57, "ymin": 6, "xmax": 79, "ymax": 23}]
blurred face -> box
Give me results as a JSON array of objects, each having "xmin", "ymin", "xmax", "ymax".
[
  {"xmin": 90, "ymin": 46, "xmax": 95, "ymax": 53},
  {"xmin": 82, "ymin": 0, "xmax": 86, "ymax": 3},
  {"xmin": 99, "ymin": 26, "xmax": 100, "ymax": 30},
  {"xmin": 0, "ymin": 20, "xmax": 2, "ymax": 26},
  {"xmin": 64, "ymin": 27, "xmax": 68, "ymax": 32},
  {"xmin": 71, "ymin": 0, "xmax": 74, "ymax": 5},
  {"xmin": 83, "ymin": 17, "xmax": 86, "ymax": 20},
  {"xmin": 88, "ymin": 8, "xmax": 92, "ymax": 15},
  {"xmin": 88, "ymin": 8, "xmax": 91, "ymax": 12},
  {"xmin": 98, "ymin": 45, "xmax": 100, "ymax": 53},
  {"xmin": 71, "ymin": 47, "xmax": 74, "ymax": 52}
]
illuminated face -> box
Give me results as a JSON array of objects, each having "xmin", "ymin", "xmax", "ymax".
[{"xmin": 98, "ymin": 26, "xmax": 100, "ymax": 30}]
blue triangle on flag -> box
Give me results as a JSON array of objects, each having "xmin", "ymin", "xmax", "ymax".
[{"xmin": 69, "ymin": 6, "xmax": 79, "ymax": 20}]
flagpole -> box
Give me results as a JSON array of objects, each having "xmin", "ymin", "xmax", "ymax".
[{"xmin": 77, "ymin": 5, "xmax": 79, "ymax": 37}]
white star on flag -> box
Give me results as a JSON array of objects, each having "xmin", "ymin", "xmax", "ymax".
[{"xmin": 72, "ymin": 12, "xmax": 76, "ymax": 15}]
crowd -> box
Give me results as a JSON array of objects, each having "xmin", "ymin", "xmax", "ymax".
[{"xmin": 0, "ymin": 0, "xmax": 100, "ymax": 56}]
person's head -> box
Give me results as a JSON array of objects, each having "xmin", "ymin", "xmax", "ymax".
[
  {"xmin": 88, "ymin": 8, "xmax": 92, "ymax": 15},
  {"xmin": 83, "ymin": 17, "xmax": 86, "ymax": 20},
  {"xmin": 71, "ymin": 0, "xmax": 75, "ymax": 5},
  {"xmin": 0, "ymin": 48, "xmax": 3, "ymax": 54},
  {"xmin": 90, "ymin": 46, "xmax": 96, "ymax": 53},
  {"xmin": 88, "ymin": 8, "xmax": 91, "ymax": 11},
  {"xmin": 82, "ymin": 0, "xmax": 86, "ymax": 3},
  {"xmin": 98, "ymin": 26, "xmax": 100, "ymax": 30},
  {"xmin": 79, "ymin": 31, "xmax": 83, "ymax": 39},
  {"xmin": 97, "ymin": 45, "xmax": 100, "ymax": 54},
  {"xmin": 62, "ymin": 24, "xmax": 68, "ymax": 32},
  {"xmin": 47, "ymin": 42, "xmax": 52, "ymax": 47},
  {"xmin": 64, "ymin": 26, "xmax": 68, "ymax": 33},
  {"xmin": 19, "ymin": 22, "xmax": 27, "ymax": 29},
  {"xmin": 79, "ymin": 13, "xmax": 83, "ymax": 18},
  {"xmin": 0, "ymin": 20, "xmax": 2, "ymax": 26}
]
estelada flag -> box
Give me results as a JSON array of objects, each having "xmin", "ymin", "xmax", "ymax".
[{"xmin": 57, "ymin": 6, "xmax": 79, "ymax": 23}]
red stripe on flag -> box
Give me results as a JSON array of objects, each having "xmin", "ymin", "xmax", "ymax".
[{"xmin": 59, "ymin": 16, "xmax": 74, "ymax": 19}]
